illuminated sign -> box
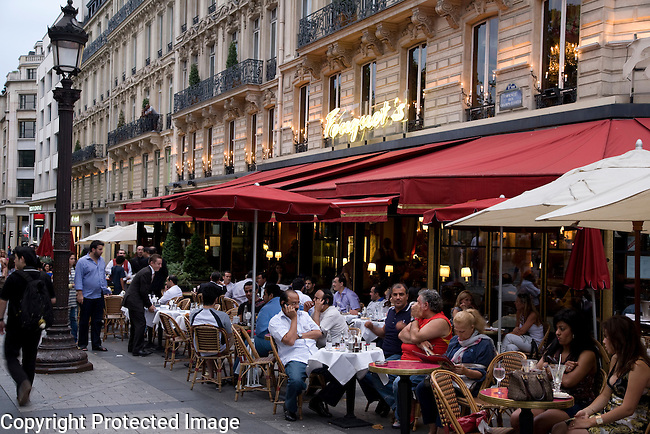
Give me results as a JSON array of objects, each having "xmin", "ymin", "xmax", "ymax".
[
  {"xmin": 71, "ymin": 215, "xmax": 80, "ymax": 224},
  {"xmin": 324, "ymin": 98, "xmax": 406, "ymax": 142},
  {"xmin": 29, "ymin": 205, "xmax": 42, "ymax": 212}
]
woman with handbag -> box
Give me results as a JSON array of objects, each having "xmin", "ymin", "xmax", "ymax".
[
  {"xmin": 502, "ymin": 293, "xmax": 544, "ymax": 353},
  {"xmin": 414, "ymin": 309, "xmax": 497, "ymax": 434},
  {"xmin": 510, "ymin": 308, "xmax": 599, "ymax": 434},
  {"xmin": 555, "ymin": 315, "xmax": 650, "ymax": 434}
]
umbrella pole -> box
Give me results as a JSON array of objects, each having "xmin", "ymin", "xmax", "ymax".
[
  {"xmin": 498, "ymin": 227, "xmax": 503, "ymax": 352},
  {"xmin": 251, "ymin": 210, "xmax": 259, "ymax": 338},
  {"xmin": 590, "ymin": 287, "xmax": 597, "ymax": 339},
  {"xmin": 634, "ymin": 221, "xmax": 643, "ymax": 334}
]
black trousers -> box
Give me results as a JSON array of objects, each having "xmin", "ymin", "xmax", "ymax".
[
  {"xmin": 128, "ymin": 307, "xmax": 146, "ymax": 354},
  {"xmin": 78, "ymin": 297, "xmax": 105, "ymax": 349},
  {"xmin": 313, "ymin": 367, "xmax": 347, "ymax": 407},
  {"xmin": 4, "ymin": 327, "xmax": 41, "ymax": 392}
]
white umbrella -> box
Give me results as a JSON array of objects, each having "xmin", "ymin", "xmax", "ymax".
[
  {"xmin": 77, "ymin": 225, "xmax": 123, "ymax": 244},
  {"xmin": 537, "ymin": 140, "xmax": 650, "ymax": 331},
  {"xmin": 77, "ymin": 223, "xmax": 138, "ymax": 244}
]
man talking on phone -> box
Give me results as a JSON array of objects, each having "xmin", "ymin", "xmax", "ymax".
[{"xmin": 268, "ymin": 290, "xmax": 322, "ymax": 422}]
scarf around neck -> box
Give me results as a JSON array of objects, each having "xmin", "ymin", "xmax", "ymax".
[{"xmin": 450, "ymin": 330, "xmax": 490, "ymax": 363}]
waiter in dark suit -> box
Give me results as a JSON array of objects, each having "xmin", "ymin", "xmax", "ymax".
[{"xmin": 124, "ymin": 254, "xmax": 162, "ymax": 357}]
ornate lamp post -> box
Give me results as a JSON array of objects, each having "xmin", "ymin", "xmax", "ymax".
[{"xmin": 36, "ymin": 0, "xmax": 92, "ymax": 373}]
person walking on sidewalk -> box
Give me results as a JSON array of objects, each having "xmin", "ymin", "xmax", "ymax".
[
  {"xmin": 75, "ymin": 240, "xmax": 111, "ymax": 352},
  {"xmin": 0, "ymin": 246, "xmax": 55, "ymax": 406},
  {"xmin": 124, "ymin": 254, "xmax": 162, "ymax": 357}
]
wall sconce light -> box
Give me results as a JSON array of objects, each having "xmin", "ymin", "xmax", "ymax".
[
  {"xmin": 440, "ymin": 265, "xmax": 450, "ymax": 281},
  {"xmin": 275, "ymin": 252, "xmax": 282, "ymax": 259},
  {"xmin": 342, "ymin": 258, "xmax": 348, "ymax": 266},
  {"xmin": 418, "ymin": 216, "xmax": 424, "ymax": 223},
  {"xmin": 367, "ymin": 262, "xmax": 376, "ymax": 274},
  {"xmin": 529, "ymin": 261, "xmax": 534, "ymax": 268},
  {"xmin": 460, "ymin": 83, "xmax": 472, "ymax": 108},
  {"xmin": 530, "ymin": 67, "xmax": 541, "ymax": 93},
  {"xmin": 385, "ymin": 265, "xmax": 393, "ymax": 276},
  {"xmin": 461, "ymin": 267, "xmax": 472, "ymax": 281},
  {"xmin": 266, "ymin": 251, "xmax": 274, "ymax": 259},
  {"xmin": 263, "ymin": 243, "xmax": 269, "ymax": 251},
  {"xmin": 187, "ymin": 180, "xmax": 196, "ymax": 186},
  {"xmin": 422, "ymin": 224, "xmax": 428, "ymax": 231}
]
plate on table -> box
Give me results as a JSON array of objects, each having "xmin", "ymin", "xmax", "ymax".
[{"xmin": 553, "ymin": 391, "xmax": 571, "ymax": 399}]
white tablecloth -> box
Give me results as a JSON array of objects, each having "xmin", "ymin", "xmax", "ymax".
[
  {"xmin": 346, "ymin": 317, "xmax": 384, "ymax": 342},
  {"xmin": 306, "ymin": 347, "xmax": 384, "ymax": 385},
  {"xmin": 121, "ymin": 307, "xmax": 190, "ymax": 330}
]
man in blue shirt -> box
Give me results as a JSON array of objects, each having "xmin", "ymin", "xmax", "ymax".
[
  {"xmin": 75, "ymin": 240, "xmax": 111, "ymax": 352},
  {"xmin": 332, "ymin": 274, "xmax": 360, "ymax": 314},
  {"xmin": 254, "ymin": 283, "xmax": 282, "ymax": 357}
]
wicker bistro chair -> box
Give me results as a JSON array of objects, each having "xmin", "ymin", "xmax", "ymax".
[
  {"xmin": 103, "ymin": 295, "xmax": 127, "ymax": 340},
  {"xmin": 232, "ymin": 324, "xmax": 275, "ymax": 401},
  {"xmin": 178, "ymin": 298, "xmax": 191, "ymax": 310},
  {"xmin": 158, "ymin": 312, "xmax": 190, "ymax": 370},
  {"xmin": 190, "ymin": 324, "xmax": 234, "ymax": 391},
  {"xmin": 222, "ymin": 296, "xmax": 239, "ymax": 312},
  {"xmin": 170, "ymin": 296, "xmax": 183, "ymax": 305},
  {"xmin": 431, "ymin": 370, "xmax": 514, "ymax": 434}
]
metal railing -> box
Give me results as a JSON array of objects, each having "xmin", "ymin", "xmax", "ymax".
[
  {"xmin": 158, "ymin": 49, "xmax": 163, "ymax": 58},
  {"xmin": 108, "ymin": 114, "xmax": 162, "ymax": 148},
  {"xmin": 298, "ymin": 0, "xmax": 405, "ymax": 47},
  {"xmin": 208, "ymin": 3, "xmax": 216, "ymax": 13},
  {"xmin": 167, "ymin": 42, "xmax": 173, "ymax": 52},
  {"xmin": 166, "ymin": 112, "xmax": 172, "ymax": 130},
  {"xmin": 181, "ymin": 23, "xmax": 187, "ymax": 32},
  {"xmin": 71, "ymin": 144, "xmax": 105, "ymax": 164},
  {"xmin": 266, "ymin": 57, "xmax": 277, "ymax": 81},
  {"xmin": 247, "ymin": 163, "xmax": 257, "ymax": 172},
  {"xmin": 145, "ymin": 57, "xmax": 150, "ymax": 66},
  {"xmin": 225, "ymin": 165, "xmax": 235, "ymax": 175},
  {"xmin": 174, "ymin": 59, "xmax": 263, "ymax": 113},
  {"xmin": 295, "ymin": 141, "xmax": 308, "ymax": 153},
  {"xmin": 465, "ymin": 104, "xmax": 495, "ymax": 121},
  {"xmin": 535, "ymin": 87, "xmax": 577, "ymax": 109},
  {"xmin": 193, "ymin": 16, "xmax": 199, "ymax": 25}
]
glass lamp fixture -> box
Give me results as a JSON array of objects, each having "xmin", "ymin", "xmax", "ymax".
[
  {"xmin": 48, "ymin": 0, "xmax": 88, "ymax": 76},
  {"xmin": 439, "ymin": 265, "xmax": 450, "ymax": 281},
  {"xmin": 385, "ymin": 265, "xmax": 393, "ymax": 276},
  {"xmin": 266, "ymin": 251, "xmax": 274, "ymax": 259},
  {"xmin": 274, "ymin": 252, "xmax": 282, "ymax": 259},
  {"xmin": 367, "ymin": 262, "xmax": 377, "ymax": 274},
  {"xmin": 461, "ymin": 267, "xmax": 472, "ymax": 281}
]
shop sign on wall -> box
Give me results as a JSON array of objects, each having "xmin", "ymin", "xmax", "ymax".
[{"xmin": 324, "ymin": 98, "xmax": 406, "ymax": 142}]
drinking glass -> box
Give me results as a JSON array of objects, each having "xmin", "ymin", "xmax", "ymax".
[
  {"xmin": 549, "ymin": 364, "xmax": 566, "ymax": 394},
  {"xmin": 493, "ymin": 361, "xmax": 506, "ymax": 395}
]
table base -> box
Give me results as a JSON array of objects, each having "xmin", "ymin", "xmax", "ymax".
[
  {"xmin": 330, "ymin": 416, "xmax": 372, "ymax": 428},
  {"xmin": 520, "ymin": 408, "xmax": 533, "ymax": 434}
]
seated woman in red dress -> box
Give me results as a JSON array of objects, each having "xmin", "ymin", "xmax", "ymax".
[{"xmin": 392, "ymin": 289, "xmax": 452, "ymax": 428}]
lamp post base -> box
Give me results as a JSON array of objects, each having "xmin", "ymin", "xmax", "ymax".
[{"xmin": 35, "ymin": 323, "xmax": 93, "ymax": 374}]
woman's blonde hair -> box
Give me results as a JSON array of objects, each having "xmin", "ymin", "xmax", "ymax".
[
  {"xmin": 454, "ymin": 290, "xmax": 475, "ymax": 308},
  {"xmin": 454, "ymin": 308, "xmax": 485, "ymax": 334}
]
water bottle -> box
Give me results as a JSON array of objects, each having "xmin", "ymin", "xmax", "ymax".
[{"xmin": 326, "ymin": 333, "xmax": 333, "ymax": 350}]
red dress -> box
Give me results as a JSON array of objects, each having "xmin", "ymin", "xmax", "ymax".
[{"xmin": 401, "ymin": 312, "xmax": 453, "ymax": 361}]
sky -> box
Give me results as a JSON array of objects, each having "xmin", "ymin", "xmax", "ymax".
[{"xmin": 0, "ymin": 0, "xmax": 82, "ymax": 84}]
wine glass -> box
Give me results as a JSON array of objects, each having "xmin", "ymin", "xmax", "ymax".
[
  {"xmin": 493, "ymin": 361, "xmax": 506, "ymax": 395},
  {"xmin": 549, "ymin": 364, "xmax": 566, "ymax": 394}
]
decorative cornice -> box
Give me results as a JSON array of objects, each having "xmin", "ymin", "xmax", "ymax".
[
  {"xmin": 293, "ymin": 56, "xmax": 321, "ymax": 84},
  {"xmin": 412, "ymin": 7, "xmax": 436, "ymax": 37},
  {"xmin": 435, "ymin": 0, "xmax": 461, "ymax": 29},
  {"xmin": 262, "ymin": 89, "xmax": 276, "ymax": 109},
  {"xmin": 326, "ymin": 43, "xmax": 354, "ymax": 72},
  {"xmin": 223, "ymin": 97, "xmax": 241, "ymax": 122},
  {"xmin": 245, "ymin": 92, "xmax": 261, "ymax": 115},
  {"xmin": 376, "ymin": 23, "xmax": 399, "ymax": 53},
  {"xmin": 359, "ymin": 27, "xmax": 384, "ymax": 59}
]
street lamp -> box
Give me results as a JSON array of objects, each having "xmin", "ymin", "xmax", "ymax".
[{"xmin": 36, "ymin": 0, "xmax": 92, "ymax": 373}]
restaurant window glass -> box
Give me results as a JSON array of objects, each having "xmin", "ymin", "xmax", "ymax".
[
  {"xmin": 541, "ymin": 0, "xmax": 580, "ymax": 90},
  {"xmin": 361, "ymin": 62, "xmax": 376, "ymax": 115},
  {"xmin": 407, "ymin": 44, "xmax": 426, "ymax": 131},
  {"xmin": 329, "ymin": 73, "xmax": 341, "ymax": 112},
  {"xmin": 471, "ymin": 17, "xmax": 498, "ymax": 107},
  {"xmin": 298, "ymin": 85, "xmax": 309, "ymax": 145}
]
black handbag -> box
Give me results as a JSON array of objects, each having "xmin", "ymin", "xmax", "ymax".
[{"xmin": 507, "ymin": 370, "xmax": 553, "ymax": 401}]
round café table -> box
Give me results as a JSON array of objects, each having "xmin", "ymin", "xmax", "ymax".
[
  {"xmin": 479, "ymin": 387, "xmax": 574, "ymax": 434},
  {"xmin": 369, "ymin": 360, "xmax": 441, "ymax": 434}
]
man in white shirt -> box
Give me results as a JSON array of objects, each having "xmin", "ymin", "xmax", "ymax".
[
  {"xmin": 269, "ymin": 290, "xmax": 321, "ymax": 422},
  {"xmin": 226, "ymin": 271, "xmax": 251, "ymax": 304},
  {"xmin": 366, "ymin": 285, "xmax": 386, "ymax": 318},
  {"xmin": 159, "ymin": 275, "xmax": 183, "ymax": 305},
  {"xmin": 105, "ymin": 249, "xmax": 132, "ymax": 281},
  {"xmin": 223, "ymin": 270, "xmax": 235, "ymax": 295}
]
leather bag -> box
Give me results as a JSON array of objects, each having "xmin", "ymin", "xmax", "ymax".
[
  {"xmin": 507, "ymin": 370, "xmax": 553, "ymax": 401},
  {"xmin": 457, "ymin": 410, "xmax": 489, "ymax": 433}
]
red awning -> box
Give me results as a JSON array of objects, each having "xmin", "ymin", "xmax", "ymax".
[
  {"xmin": 423, "ymin": 197, "xmax": 508, "ymax": 224},
  {"xmin": 332, "ymin": 196, "xmax": 397, "ymax": 222},
  {"xmin": 115, "ymin": 208, "xmax": 195, "ymax": 222}
]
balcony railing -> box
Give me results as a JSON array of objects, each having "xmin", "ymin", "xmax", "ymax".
[
  {"xmin": 71, "ymin": 144, "xmax": 105, "ymax": 164},
  {"xmin": 82, "ymin": 0, "xmax": 146, "ymax": 63},
  {"xmin": 108, "ymin": 114, "xmax": 162, "ymax": 148},
  {"xmin": 145, "ymin": 57, "xmax": 150, "ymax": 66},
  {"xmin": 158, "ymin": 49, "xmax": 163, "ymax": 58},
  {"xmin": 142, "ymin": 189, "xmax": 148, "ymax": 198},
  {"xmin": 193, "ymin": 16, "xmax": 199, "ymax": 25},
  {"xmin": 247, "ymin": 163, "xmax": 257, "ymax": 172},
  {"xmin": 225, "ymin": 165, "xmax": 235, "ymax": 175},
  {"xmin": 298, "ymin": 0, "xmax": 405, "ymax": 48},
  {"xmin": 535, "ymin": 87, "xmax": 577, "ymax": 109},
  {"xmin": 154, "ymin": 187, "xmax": 160, "ymax": 196},
  {"xmin": 131, "ymin": 67, "xmax": 136, "ymax": 75},
  {"xmin": 181, "ymin": 23, "xmax": 187, "ymax": 33},
  {"xmin": 166, "ymin": 112, "xmax": 172, "ymax": 130},
  {"xmin": 266, "ymin": 57, "xmax": 277, "ymax": 81},
  {"xmin": 465, "ymin": 104, "xmax": 495, "ymax": 121},
  {"xmin": 295, "ymin": 141, "xmax": 308, "ymax": 153},
  {"xmin": 167, "ymin": 42, "xmax": 173, "ymax": 52},
  {"xmin": 208, "ymin": 3, "xmax": 216, "ymax": 13},
  {"xmin": 174, "ymin": 59, "xmax": 263, "ymax": 113}
]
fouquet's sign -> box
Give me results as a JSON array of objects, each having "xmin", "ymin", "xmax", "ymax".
[{"xmin": 324, "ymin": 98, "xmax": 406, "ymax": 142}]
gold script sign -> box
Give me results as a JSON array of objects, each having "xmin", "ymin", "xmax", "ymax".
[{"xmin": 324, "ymin": 98, "xmax": 406, "ymax": 142}]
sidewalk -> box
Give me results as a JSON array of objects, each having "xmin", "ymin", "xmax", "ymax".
[{"xmin": 0, "ymin": 335, "xmax": 390, "ymax": 433}]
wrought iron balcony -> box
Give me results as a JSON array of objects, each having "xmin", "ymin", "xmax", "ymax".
[
  {"xmin": 204, "ymin": 169, "xmax": 212, "ymax": 178},
  {"xmin": 181, "ymin": 23, "xmax": 187, "ymax": 33},
  {"xmin": 154, "ymin": 187, "xmax": 160, "ymax": 196},
  {"xmin": 131, "ymin": 67, "xmax": 136, "ymax": 75},
  {"xmin": 407, "ymin": 114, "xmax": 424, "ymax": 132},
  {"xmin": 112, "ymin": 193, "xmax": 116, "ymax": 201},
  {"xmin": 145, "ymin": 57, "xmax": 151, "ymax": 66},
  {"xmin": 166, "ymin": 112, "xmax": 172, "ymax": 130},
  {"xmin": 158, "ymin": 49, "xmax": 163, "ymax": 58},
  {"xmin": 174, "ymin": 59, "xmax": 263, "ymax": 113},
  {"xmin": 298, "ymin": 0, "xmax": 405, "ymax": 48},
  {"xmin": 115, "ymin": 78, "xmax": 118, "ymax": 87},
  {"xmin": 266, "ymin": 57, "xmax": 277, "ymax": 81},
  {"xmin": 193, "ymin": 16, "xmax": 199, "ymax": 25},
  {"xmin": 535, "ymin": 87, "xmax": 577, "ymax": 109},
  {"xmin": 108, "ymin": 114, "xmax": 162, "ymax": 148},
  {"xmin": 465, "ymin": 103, "xmax": 495, "ymax": 121},
  {"xmin": 119, "ymin": 192, "xmax": 123, "ymax": 200},
  {"xmin": 247, "ymin": 163, "xmax": 257, "ymax": 172},
  {"xmin": 225, "ymin": 165, "xmax": 235, "ymax": 175},
  {"xmin": 295, "ymin": 141, "xmax": 308, "ymax": 153},
  {"xmin": 167, "ymin": 42, "xmax": 173, "ymax": 52},
  {"xmin": 142, "ymin": 189, "xmax": 148, "ymax": 198},
  {"xmin": 122, "ymin": 72, "xmax": 126, "ymax": 81},
  {"xmin": 128, "ymin": 190, "xmax": 133, "ymax": 199},
  {"xmin": 72, "ymin": 144, "xmax": 105, "ymax": 164},
  {"xmin": 208, "ymin": 3, "xmax": 216, "ymax": 13}
]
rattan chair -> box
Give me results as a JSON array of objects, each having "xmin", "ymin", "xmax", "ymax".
[
  {"xmin": 190, "ymin": 324, "xmax": 233, "ymax": 391},
  {"xmin": 222, "ymin": 296, "xmax": 239, "ymax": 311},
  {"xmin": 270, "ymin": 336, "xmax": 304, "ymax": 419},
  {"xmin": 232, "ymin": 324, "xmax": 275, "ymax": 401},
  {"xmin": 103, "ymin": 295, "xmax": 126, "ymax": 340},
  {"xmin": 178, "ymin": 298, "xmax": 191, "ymax": 310},
  {"xmin": 431, "ymin": 370, "xmax": 514, "ymax": 434},
  {"xmin": 474, "ymin": 351, "xmax": 526, "ymax": 425},
  {"xmin": 593, "ymin": 339, "xmax": 610, "ymax": 373},
  {"xmin": 170, "ymin": 296, "xmax": 183, "ymax": 305},
  {"xmin": 158, "ymin": 312, "xmax": 190, "ymax": 370}
]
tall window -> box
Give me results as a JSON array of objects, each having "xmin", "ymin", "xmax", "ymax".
[
  {"xmin": 408, "ymin": 44, "xmax": 427, "ymax": 130},
  {"xmin": 27, "ymin": 69, "xmax": 36, "ymax": 80},
  {"xmin": 270, "ymin": 8, "xmax": 277, "ymax": 59},
  {"xmin": 157, "ymin": 14, "xmax": 163, "ymax": 53},
  {"xmin": 190, "ymin": 132, "xmax": 196, "ymax": 176},
  {"xmin": 18, "ymin": 150, "xmax": 35, "ymax": 167},
  {"xmin": 542, "ymin": 0, "xmax": 580, "ymax": 89},
  {"xmin": 19, "ymin": 121, "xmax": 36, "ymax": 138},
  {"xmin": 17, "ymin": 179, "xmax": 34, "ymax": 197},
  {"xmin": 168, "ymin": 5, "xmax": 174, "ymax": 47},
  {"xmin": 302, "ymin": 0, "xmax": 311, "ymax": 18},
  {"xmin": 132, "ymin": 35, "xmax": 137, "ymax": 73},
  {"xmin": 299, "ymin": 85, "xmax": 309, "ymax": 144},
  {"xmin": 472, "ymin": 17, "xmax": 498, "ymax": 106},
  {"xmin": 146, "ymin": 22, "xmax": 152, "ymax": 60},
  {"xmin": 19, "ymin": 94, "xmax": 36, "ymax": 110},
  {"xmin": 142, "ymin": 154, "xmax": 149, "ymax": 192},
  {"xmin": 168, "ymin": 80, "xmax": 174, "ymax": 114},
  {"xmin": 165, "ymin": 147, "xmax": 172, "ymax": 184},
  {"xmin": 329, "ymin": 73, "xmax": 341, "ymax": 111},
  {"xmin": 227, "ymin": 121, "xmax": 235, "ymax": 167},
  {"xmin": 128, "ymin": 157, "xmax": 134, "ymax": 192},
  {"xmin": 112, "ymin": 162, "xmax": 117, "ymax": 196},
  {"xmin": 252, "ymin": 18, "xmax": 260, "ymax": 60},
  {"xmin": 267, "ymin": 108, "xmax": 274, "ymax": 158},
  {"xmin": 154, "ymin": 150, "xmax": 161, "ymax": 192},
  {"xmin": 361, "ymin": 62, "xmax": 376, "ymax": 115},
  {"xmin": 206, "ymin": 127, "xmax": 213, "ymax": 174},
  {"xmin": 119, "ymin": 160, "xmax": 124, "ymax": 195},
  {"xmin": 181, "ymin": 135, "xmax": 187, "ymax": 177},
  {"xmin": 182, "ymin": 61, "xmax": 188, "ymax": 87},
  {"xmin": 209, "ymin": 45, "xmax": 215, "ymax": 77},
  {"xmin": 250, "ymin": 114, "xmax": 257, "ymax": 164},
  {"xmin": 231, "ymin": 31, "xmax": 238, "ymax": 58}
]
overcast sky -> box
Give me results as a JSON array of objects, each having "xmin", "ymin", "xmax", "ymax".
[{"xmin": 1, "ymin": 0, "xmax": 82, "ymax": 84}]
